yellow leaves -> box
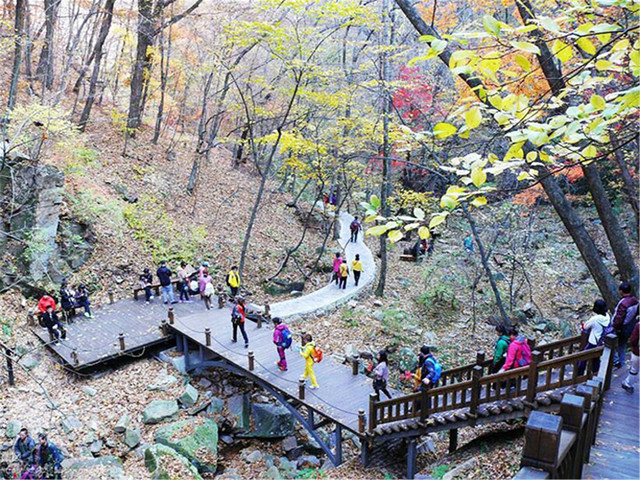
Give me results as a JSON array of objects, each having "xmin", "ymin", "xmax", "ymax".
[
  {"xmin": 515, "ymin": 54, "xmax": 532, "ymax": 71},
  {"xmin": 429, "ymin": 213, "xmax": 448, "ymax": 229},
  {"xmin": 551, "ymin": 40, "xmax": 574, "ymax": 62},
  {"xmin": 465, "ymin": 107, "xmax": 482, "ymax": 129},
  {"xmin": 418, "ymin": 226, "xmax": 431, "ymax": 239},
  {"xmin": 630, "ymin": 48, "xmax": 640, "ymax": 77},
  {"xmin": 510, "ymin": 41, "xmax": 540, "ymax": 55},
  {"xmin": 470, "ymin": 167, "xmax": 487, "ymax": 188},
  {"xmin": 433, "ymin": 122, "xmax": 457, "ymax": 139},
  {"xmin": 440, "ymin": 195, "xmax": 457, "ymax": 209},
  {"xmin": 483, "ymin": 15, "xmax": 501, "ymax": 36},
  {"xmin": 582, "ymin": 145, "xmax": 598, "ymax": 159},
  {"xmin": 388, "ymin": 230, "xmax": 404, "ymax": 243},
  {"xmin": 505, "ymin": 142, "xmax": 525, "ymax": 161},
  {"xmin": 590, "ymin": 94, "xmax": 606, "ymax": 111},
  {"xmin": 471, "ymin": 196, "xmax": 487, "ymax": 207},
  {"xmin": 577, "ymin": 37, "xmax": 596, "ymax": 56}
]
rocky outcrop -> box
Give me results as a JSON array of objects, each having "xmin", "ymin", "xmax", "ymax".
[{"xmin": 155, "ymin": 418, "xmax": 218, "ymax": 473}]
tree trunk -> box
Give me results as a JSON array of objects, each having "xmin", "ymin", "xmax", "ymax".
[
  {"xmin": 611, "ymin": 135, "xmax": 639, "ymax": 237},
  {"xmin": 78, "ymin": 0, "xmax": 115, "ymax": 130},
  {"xmin": 152, "ymin": 21, "xmax": 171, "ymax": 144},
  {"xmin": 35, "ymin": 0, "xmax": 60, "ymax": 91},
  {"xmin": 393, "ymin": 0, "xmax": 620, "ymax": 307},
  {"xmin": 126, "ymin": 0, "xmax": 154, "ymax": 134},
  {"xmin": 463, "ymin": 205, "xmax": 509, "ymax": 324},
  {"xmin": 8, "ymin": 0, "xmax": 26, "ymax": 111},
  {"xmin": 375, "ymin": 0, "xmax": 393, "ymax": 297}
]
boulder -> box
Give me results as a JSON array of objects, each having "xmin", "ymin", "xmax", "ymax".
[
  {"xmin": 90, "ymin": 440, "xmax": 103, "ymax": 456},
  {"xmin": 64, "ymin": 456, "xmax": 125, "ymax": 480},
  {"xmin": 114, "ymin": 414, "xmax": 130, "ymax": 433},
  {"xmin": 393, "ymin": 347, "xmax": 418, "ymax": 373},
  {"xmin": 534, "ymin": 322, "xmax": 549, "ymax": 333},
  {"xmin": 522, "ymin": 303, "xmax": 536, "ymax": 319},
  {"xmin": 442, "ymin": 457, "xmax": 478, "ymax": 480},
  {"xmin": 281, "ymin": 436, "xmax": 297, "ymax": 453},
  {"xmin": 20, "ymin": 356, "xmax": 39, "ymax": 370},
  {"xmin": 147, "ymin": 374, "xmax": 178, "ymax": 391},
  {"xmin": 240, "ymin": 404, "xmax": 294, "ymax": 439},
  {"xmin": 179, "ymin": 384, "xmax": 199, "ymax": 407},
  {"xmin": 81, "ymin": 386, "xmax": 97, "ymax": 397},
  {"xmin": 124, "ymin": 427, "xmax": 141, "ymax": 449},
  {"xmin": 197, "ymin": 378, "xmax": 212, "ymax": 389},
  {"xmin": 155, "ymin": 418, "xmax": 218, "ymax": 472},
  {"xmin": 244, "ymin": 449, "xmax": 264, "ymax": 464},
  {"xmin": 145, "ymin": 444, "xmax": 202, "ymax": 480},
  {"xmin": 343, "ymin": 344, "xmax": 358, "ymax": 360},
  {"xmin": 278, "ymin": 458, "xmax": 298, "ymax": 479},
  {"xmin": 227, "ymin": 394, "xmax": 251, "ymax": 431},
  {"xmin": 207, "ymin": 397, "xmax": 224, "ymax": 414},
  {"xmin": 5, "ymin": 420, "xmax": 22, "ymax": 439},
  {"xmin": 62, "ymin": 417, "xmax": 82, "ymax": 434},
  {"xmin": 260, "ymin": 466, "xmax": 283, "ymax": 479},
  {"xmin": 142, "ymin": 400, "xmax": 179, "ymax": 425}
]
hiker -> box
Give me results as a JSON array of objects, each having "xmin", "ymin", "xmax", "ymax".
[
  {"xmin": 157, "ymin": 261, "xmax": 177, "ymax": 305},
  {"xmin": 273, "ymin": 317, "xmax": 292, "ymax": 371},
  {"xmin": 622, "ymin": 320, "xmax": 639, "ymax": 393},
  {"xmin": 300, "ymin": 333, "xmax": 319, "ymax": 389},
  {"xmin": 410, "ymin": 350, "xmax": 426, "ymax": 392},
  {"xmin": 352, "ymin": 254, "xmax": 363, "ymax": 286},
  {"xmin": 464, "ymin": 236, "xmax": 474, "ymax": 252},
  {"xmin": 139, "ymin": 268, "xmax": 154, "ymax": 303},
  {"xmin": 231, "ymin": 297, "xmax": 249, "ymax": 348},
  {"xmin": 419, "ymin": 346, "xmax": 442, "ymax": 389},
  {"xmin": 350, "ymin": 216, "xmax": 362, "ymax": 242},
  {"xmin": 491, "ymin": 325, "xmax": 511, "ymax": 373},
  {"xmin": 14, "ymin": 428, "xmax": 36, "ymax": 465},
  {"xmin": 176, "ymin": 261, "xmax": 191, "ymax": 302},
  {"xmin": 498, "ymin": 328, "xmax": 531, "ymax": 372},
  {"xmin": 202, "ymin": 272, "xmax": 215, "ymax": 310},
  {"xmin": 36, "ymin": 433, "xmax": 63, "ymax": 479},
  {"xmin": 577, "ymin": 299, "xmax": 611, "ymax": 376},
  {"xmin": 37, "ymin": 292, "xmax": 56, "ymax": 314},
  {"xmin": 42, "ymin": 306, "xmax": 66, "ymax": 343},
  {"xmin": 227, "ymin": 266, "xmax": 241, "ymax": 298},
  {"xmin": 74, "ymin": 284, "xmax": 92, "ymax": 318},
  {"xmin": 332, "ymin": 252, "xmax": 342, "ymax": 285},
  {"xmin": 372, "ymin": 350, "xmax": 392, "ymax": 400},
  {"xmin": 612, "ymin": 281, "xmax": 639, "ymax": 368},
  {"xmin": 339, "ymin": 259, "xmax": 349, "ymax": 289},
  {"xmin": 59, "ymin": 281, "xmax": 76, "ymax": 322},
  {"xmin": 198, "ymin": 262, "xmax": 210, "ymax": 298}
]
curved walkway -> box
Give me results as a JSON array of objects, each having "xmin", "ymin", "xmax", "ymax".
[{"xmin": 268, "ymin": 211, "xmax": 376, "ymax": 319}]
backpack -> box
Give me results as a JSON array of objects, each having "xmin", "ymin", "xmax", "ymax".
[
  {"xmin": 204, "ymin": 282, "xmax": 214, "ymax": 297},
  {"xmin": 423, "ymin": 356, "xmax": 442, "ymax": 383},
  {"xmin": 597, "ymin": 318, "xmax": 615, "ymax": 346},
  {"xmin": 312, "ymin": 345, "xmax": 323, "ymax": 363},
  {"xmin": 515, "ymin": 340, "xmax": 532, "ymax": 367},
  {"xmin": 350, "ymin": 220, "xmax": 359, "ymax": 232},
  {"xmin": 280, "ymin": 327, "xmax": 293, "ymax": 349},
  {"xmin": 624, "ymin": 303, "xmax": 639, "ymax": 326}
]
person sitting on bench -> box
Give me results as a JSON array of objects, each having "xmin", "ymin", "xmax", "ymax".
[
  {"xmin": 42, "ymin": 306, "xmax": 66, "ymax": 343},
  {"xmin": 139, "ymin": 268, "xmax": 154, "ymax": 303},
  {"xmin": 75, "ymin": 284, "xmax": 93, "ymax": 318},
  {"xmin": 59, "ymin": 281, "xmax": 77, "ymax": 322},
  {"xmin": 37, "ymin": 292, "xmax": 56, "ymax": 315}
]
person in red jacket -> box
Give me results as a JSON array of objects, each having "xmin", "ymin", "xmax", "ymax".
[
  {"xmin": 612, "ymin": 282, "xmax": 639, "ymax": 368},
  {"xmin": 37, "ymin": 292, "xmax": 56, "ymax": 314},
  {"xmin": 622, "ymin": 321, "xmax": 639, "ymax": 393}
]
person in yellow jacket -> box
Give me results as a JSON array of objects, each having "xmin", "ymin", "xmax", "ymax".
[
  {"xmin": 300, "ymin": 333, "xmax": 319, "ymax": 389},
  {"xmin": 226, "ymin": 265, "xmax": 241, "ymax": 297},
  {"xmin": 352, "ymin": 254, "xmax": 363, "ymax": 286}
]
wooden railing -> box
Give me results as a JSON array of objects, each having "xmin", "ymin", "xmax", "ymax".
[
  {"xmin": 515, "ymin": 377, "xmax": 605, "ymax": 479},
  {"xmin": 366, "ymin": 335, "xmax": 614, "ymax": 432}
]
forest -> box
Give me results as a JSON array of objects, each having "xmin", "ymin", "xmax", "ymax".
[{"xmin": 0, "ymin": 0, "xmax": 638, "ymax": 478}]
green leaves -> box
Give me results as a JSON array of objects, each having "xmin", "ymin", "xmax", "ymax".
[{"xmin": 483, "ymin": 15, "xmax": 501, "ymax": 36}]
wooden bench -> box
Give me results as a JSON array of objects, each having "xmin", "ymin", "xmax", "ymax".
[
  {"xmin": 400, "ymin": 254, "xmax": 417, "ymax": 262},
  {"xmin": 133, "ymin": 279, "xmax": 182, "ymax": 300},
  {"xmin": 29, "ymin": 307, "xmax": 79, "ymax": 326}
]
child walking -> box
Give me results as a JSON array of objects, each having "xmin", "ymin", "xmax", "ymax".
[
  {"xmin": 352, "ymin": 254, "xmax": 362, "ymax": 286},
  {"xmin": 273, "ymin": 317, "xmax": 292, "ymax": 371},
  {"xmin": 300, "ymin": 333, "xmax": 319, "ymax": 389},
  {"xmin": 339, "ymin": 259, "xmax": 349, "ymax": 289}
]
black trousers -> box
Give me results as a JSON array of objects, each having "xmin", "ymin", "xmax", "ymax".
[
  {"xmin": 353, "ymin": 271, "xmax": 361, "ymax": 286},
  {"xmin": 233, "ymin": 322, "xmax": 249, "ymax": 345}
]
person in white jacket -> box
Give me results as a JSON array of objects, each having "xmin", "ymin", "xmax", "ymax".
[{"xmin": 577, "ymin": 299, "xmax": 610, "ymax": 375}]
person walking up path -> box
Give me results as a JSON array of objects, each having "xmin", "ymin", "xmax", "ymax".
[
  {"xmin": 352, "ymin": 254, "xmax": 362, "ymax": 287},
  {"xmin": 157, "ymin": 261, "xmax": 177, "ymax": 304},
  {"xmin": 372, "ymin": 350, "xmax": 392, "ymax": 399},
  {"xmin": 338, "ymin": 259, "xmax": 348, "ymax": 289},
  {"xmin": 332, "ymin": 253, "xmax": 342, "ymax": 285},
  {"xmin": 350, "ymin": 216, "xmax": 362, "ymax": 242},
  {"xmin": 612, "ymin": 281, "xmax": 638, "ymax": 368},
  {"xmin": 231, "ymin": 297, "xmax": 249, "ymax": 348},
  {"xmin": 273, "ymin": 317, "xmax": 292, "ymax": 371},
  {"xmin": 577, "ymin": 299, "xmax": 611, "ymax": 376},
  {"xmin": 227, "ymin": 265, "xmax": 241, "ymax": 298},
  {"xmin": 300, "ymin": 333, "xmax": 319, "ymax": 389},
  {"xmin": 491, "ymin": 325, "xmax": 511, "ymax": 373},
  {"xmin": 622, "ymin": 320, "xmax": 639, "ymax": 393}
]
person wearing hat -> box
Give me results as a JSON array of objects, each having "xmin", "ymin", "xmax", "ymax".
[
  {"xmin": 157, "ymin": 261, "xmax": 177, "ymax": 305},
  {"xmin": 74, "ymin": 283, "xmax": 92, "ymax": 318},
  {"xmin": 139, "ymin": 268, "xmax": 154, "ymax": 303}
]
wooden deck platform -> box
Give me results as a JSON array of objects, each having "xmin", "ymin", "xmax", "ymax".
[
  {"xmin": 32, "ymin": 299, "xmax": 206, "ymax": 370},
  {"xmin": 169, "ymin": 306, "xmax": 388, "ymax": 435},
  {"xmin": 583, "ymin": 358, "xmax": 640, "ymax": 479}
]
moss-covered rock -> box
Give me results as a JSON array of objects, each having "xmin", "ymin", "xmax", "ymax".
[
  {"xmin": 144, "ymin": 444, "xmax": 202, "ymax": 480},
  {"xmin": 155, "ymin": 418, "xmax": 218, "ymax": 473}
]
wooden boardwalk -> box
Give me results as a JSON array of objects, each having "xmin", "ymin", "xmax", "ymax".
[{"xmin": 583, "ymin": 359, "xmax": 640, "ymax": 479}]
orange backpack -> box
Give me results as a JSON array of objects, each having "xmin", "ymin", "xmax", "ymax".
[{"xmin": 312, "ymin": 346, "xmax": 323, "ymax": 363}]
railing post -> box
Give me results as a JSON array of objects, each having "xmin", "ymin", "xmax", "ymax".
[
  {"xmin": 205, "ymin": 328, "xmax": 211, "ymax": 346},
  {"xmin": 449, "ymin": 428, "xmax": 458, "ymax": 453},
  {"xmin": 469, "ymin": 365, "xmax": 483, "ymax": 420},
  {"xmin": 368, "ymin": 392, "xmax": 377, "ymax": 432},
  {"xmin": 256, "ymin": 312, "xmax": 262, "ymax": 329},
  {"xmin": 585, "ymin": 377, "xmax": 603, "ymax": 446},
  {"xmin": 559, "ymin": 393, "xmax": 586, "ymax": 479},
  {"xmin": 358, "ymin": 409, "xmax": 366, "ymax": 433},
  {"xmin": 521, "ymin": 411, "xmax": 562, "ymax": 475},
  {"xmin": 264, "ymin": 303, "xmax": 271, "ymax": 320},
  {"xmin": 526, "ymin": 350, "xmax": 543, "ymax": 404},
  {"xmin": 248, "ymin": 351, "xmax": 254, "ymax": 371},
  {"xmin": 119, "ymin": 333, "xmax": 125, "ymax": 351},
  {"xmin": 351, "ymin": 355, "xmax": 359, "ymax": 375},
  {"xmin": 575, "ymin": 384, "xmax": 596, "ymax": 464},
  {"xmin": 108, "ymin": 289, "xmax": 114, "ymax": 304},
  {"xmin": 161, "ymin": 319, "xmax": 168, "ymax": 336},
  {"xmin": 419, "ymin": 385, "xmax": 429, "ymax": 422},
  {"xmin": 168, "ymin": 308, "xmax": 175, "ymax": 325},
  {"xmin": 475, "ymin": 351, "xmax": 485, "ymax": 375},
  {"xmin": 299, "ymin": 377, "xmax": 305, "ymax": 400},
  {"xmin": 5, "ymin": 347, "xmax": 14, "ymax": 386},
  {"xmin": 71, "ymin": 349, "xmax": 79, "ymax": 366},
  {"xmin": 598, "ymin": 334, "xmax": 617, "ymax": 391}
]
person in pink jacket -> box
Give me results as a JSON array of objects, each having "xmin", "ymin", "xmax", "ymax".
[
  {"xmin": 272, "ymin": 317, "xmax": 291, "ymax": 371},
  {"xmin": 499, "ymin": 328, "xmax": 531, "ymax": 372},
  {"xmin": 332, "ymin": 252, "xmax": 342, "ymax": 285}
]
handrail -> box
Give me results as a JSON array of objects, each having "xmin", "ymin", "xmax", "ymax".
[{"xmin": 368, "ymin": 336, "xmax": 614, "ymax": 431}]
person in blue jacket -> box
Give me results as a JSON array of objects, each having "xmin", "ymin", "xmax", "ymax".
[
  {"xmin": 14, "ymin": 428, "xmax": 36, "ymax": 465},
  {"xmin": 36, "ymin": 433, "xmax": 63, "ymax": 479}
]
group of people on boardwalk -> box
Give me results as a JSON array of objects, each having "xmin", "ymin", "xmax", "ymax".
[
  {"xmin": 332, "ymin": 252, "xmax": 363, "ymax": 289},
  {"xmin": 35, "ymin": 282, "xmax": 93, "ymax": 343},
  {"xmin": 5, "ymin": 429, "xmax": 64, "ymax": 479}
]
